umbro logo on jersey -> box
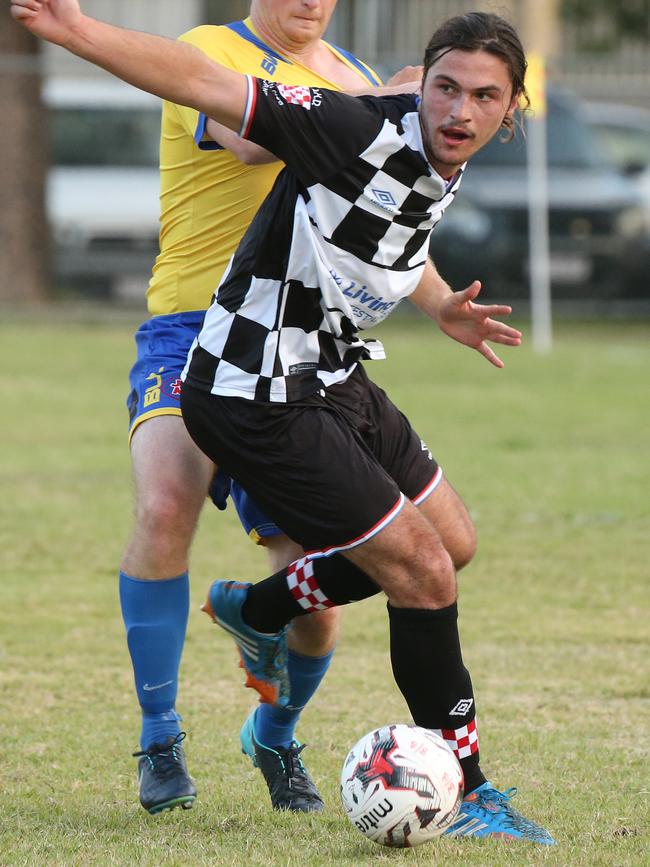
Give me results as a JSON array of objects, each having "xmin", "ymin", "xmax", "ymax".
[
  {"xmin": 371, "ymin": 188, "xmax": 397, "ymax": 207},
  {"xmin": 449, "ymin": 698, "xmax": 474, "ymax": 716}
]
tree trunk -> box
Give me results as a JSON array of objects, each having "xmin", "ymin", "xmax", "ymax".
[{"xmin": 0, "ymin": 10, "xmax": 50, "ymax": 303}]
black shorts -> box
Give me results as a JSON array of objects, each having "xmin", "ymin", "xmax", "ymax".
[{"xmin": 181, "ymin": 365, "xmax": 441, "ymax": 556}]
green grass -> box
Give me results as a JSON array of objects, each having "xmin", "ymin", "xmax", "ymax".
[{"xmin": 1, "ymin": 311, "xmax": 648, "ymax": 865}]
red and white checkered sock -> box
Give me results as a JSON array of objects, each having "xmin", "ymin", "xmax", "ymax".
[
  {"xmin": 435, "ymin": 718, "xmax": 479, "ymax": 761},
  {"xmin": 241, "ymin": 553, "xmax": 380, "ymax": 633}
]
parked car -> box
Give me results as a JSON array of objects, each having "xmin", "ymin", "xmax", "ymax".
[
  {"xmin": 582, "ymin": 101, "xmax": 650, "ymax": 217},
  {"xmin": 429, "ymin": 89, "xmax": 650, "ymax": 300},
  {"xmin": 45, "ymin": 78, "xmax": 162, "ymax": 297}
]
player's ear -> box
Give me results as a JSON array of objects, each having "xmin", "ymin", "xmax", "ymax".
[
  {"xmin": 499, "ymin": 89, "xmax": 520, "ymax": 137},
  {"xmin": 504, "ymin": 89, "xmax": 520, "ymax": 124}
]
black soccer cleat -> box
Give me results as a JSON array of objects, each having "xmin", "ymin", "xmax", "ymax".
[
  {"xmin": 240, "ymin": 708, "xmax": 324, "ymax": 812},
  {"xmin": 255, "ymin": 740, "xmax": 324, "ymax": 812},
  {"xmin": 133, "ymin": 732, "xmax": 197, "ymax": 814}
]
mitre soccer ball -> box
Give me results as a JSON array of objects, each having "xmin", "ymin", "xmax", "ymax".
[{"xmin": 340, "ymin": 724, "xmax": 464, "ymax": 847}]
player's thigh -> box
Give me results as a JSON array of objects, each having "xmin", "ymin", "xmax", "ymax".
[
  {"xmin": 343, "ymin": 499, "xmax": 456, "ymax": 608},
  {"xmin": 130, "ymin": 414, "xmax": 215, "ymax": 522},
  {"xmin": 417, "ymin": 477, "xmax": 477, "ymax": 570}
]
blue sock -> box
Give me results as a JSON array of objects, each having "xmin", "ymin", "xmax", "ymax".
[
  {"xmin": 119, "ymin": 571, "xmax": 189, "ymax": 750},
  {"xmin": 254, "ymin": 648, "xmax": 334, "ymax": 748}
]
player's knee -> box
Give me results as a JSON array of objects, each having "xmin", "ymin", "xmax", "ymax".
[
  {"xmin": 402, "ymin": 521, "xmax": 458, "ymax": 603},
  {"xmin": 450, "ymin": 520, "xmax": 477, "ymax": 571},
  {"xmin": 420, "ymin": 544, "xmax": 456, "ymax": 593},
  {"xmin": 390, "ymin": 535, "xmax": 456, "ymax": 604},
  {"xmin": 136, "ymin": 487, "xmax": 198, "ymax": 540}
]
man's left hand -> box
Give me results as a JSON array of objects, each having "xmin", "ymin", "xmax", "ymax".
[{"xmin": 436, "ymin": 280, "xmax": 522, "ymax": 368}]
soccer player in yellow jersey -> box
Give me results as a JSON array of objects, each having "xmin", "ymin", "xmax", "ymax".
[
  {"xmin": 148, "ymin": 17, "xmax": 384, "ymax": 315},
  {"xmin": 117, "ymin": 0, "xmax": 423, "ymax": 815}
]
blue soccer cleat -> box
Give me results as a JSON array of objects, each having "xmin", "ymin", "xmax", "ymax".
[
  {"xmin": 201, "ymin": 580, "xmax": 290, "ymax": 707},
  {"xmin": 444, "ymin": 782, "xmax": 556, "ymax": 844},
  {"xmin": 240, "ymin": 708, "xmax": 324, "ymax": 812}
]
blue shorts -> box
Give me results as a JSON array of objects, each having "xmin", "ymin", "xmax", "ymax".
[{"xmin": 127, "ymin": 312, "xmax": 282, "ymax": 544}]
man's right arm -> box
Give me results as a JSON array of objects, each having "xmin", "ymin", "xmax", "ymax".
[
  {"xmin": 202, "ymin": 66, "xmax": 425, "ymax": 165},
  {"xmin": 11, "ymin": 0, "xmax": 248, "ymax": 132},
  {"xmin": 205, "ymin": 118, "xmax": 278, "ymax": 165}
]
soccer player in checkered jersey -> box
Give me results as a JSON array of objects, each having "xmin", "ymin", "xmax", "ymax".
[
  {"xmin": 12, "ymin": 0, "xmax": 467, "ymax": 821},
  {"xmin": 13, "ymin": 0, "xmax": 555, "ymax": 843},
  {"xmin": 115, "ymin": 3, "xmax": 420, "ymax": 816}
]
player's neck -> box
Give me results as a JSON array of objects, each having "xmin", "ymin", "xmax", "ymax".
[
  {"xmin": 249, "ymin": 16, "xmax": 359, "ymax": 87},
  {"xmin": 285, "ymin": 41, "xmax": 329, "ymax": 69},
  {"xmin": 249, "ymin": 15, "xmax": 325, "ymax": 64}
]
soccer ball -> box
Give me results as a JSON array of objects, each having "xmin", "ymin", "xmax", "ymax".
[{"xmin": 340, "ymin": 724, "xmax": 464, "ymax": 848}]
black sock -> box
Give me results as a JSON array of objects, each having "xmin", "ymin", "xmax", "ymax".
[
  {"xmin": 242, "ymin": 554, "xmax": 380, "ymax": 633},
  {"xmin": 388, "ymin": 602, "xmax": 486, "ymax": 793}
]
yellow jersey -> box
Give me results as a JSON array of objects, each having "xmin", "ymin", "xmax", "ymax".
[{"xmin": 147, "ymin": 18, "xmax": 381, "ymax": 315}]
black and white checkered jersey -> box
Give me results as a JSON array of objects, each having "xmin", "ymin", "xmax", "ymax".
[{"xmin": 182, "ymin": 77, "xmax": 463, "ymax": 403}]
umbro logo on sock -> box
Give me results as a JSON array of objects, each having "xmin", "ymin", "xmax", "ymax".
[
  {"xmin": 143, "ymin": 680, "xmax": 174, "ymax": 691},
  {"xmin": 449, "ymin": 698, "xmax": 474, "ymax": 716}
]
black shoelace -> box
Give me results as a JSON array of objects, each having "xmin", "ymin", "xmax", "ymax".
[
  {"xmin": 133, "ymin": 731, "xmax": 187, "ymax": 781},
  {"xmin": 276, "ymin": 744, "xmax": 316, "ymax": 795}
]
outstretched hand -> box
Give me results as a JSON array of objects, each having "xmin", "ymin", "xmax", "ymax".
[
  {"xmin": 436, "ymin": 281, "xmax": 522, "ymax": 368},
  {"xmin": 10, "ymin": 0, "xmax": 83, "ymax": 44}
]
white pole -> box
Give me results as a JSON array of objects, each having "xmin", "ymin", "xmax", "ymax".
[
  {"xmin": 526, "ymin": 57, "xmax": 553, "ymax": 353},
  {"xmin": 524, "ymin": 0, "xmax": 557, "ymax": 353}
]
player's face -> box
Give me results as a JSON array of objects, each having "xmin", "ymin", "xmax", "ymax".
[
  {"xmin": 419, "ymin": 48, "xmax": 519, "ymax": 178},
  {"xmin": 251, "ymin": 0, "xmax": 338, "ymax": 49}
]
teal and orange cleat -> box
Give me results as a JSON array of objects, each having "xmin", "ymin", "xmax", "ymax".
[
  {"xmin": 202, "ymin": 580, "xmax": 290, "ymax": 707},
  {"xmin": 444, "ymin": 782, "xmax": 555, "ymax": 844}
]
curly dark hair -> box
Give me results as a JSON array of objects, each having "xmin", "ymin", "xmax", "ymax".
[{"xmin": 422, "ymin": 12, "xmax": 529, "ymax": 140}]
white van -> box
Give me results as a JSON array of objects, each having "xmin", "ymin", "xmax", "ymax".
[{"xmin": 45, "ymin": 77, "xmax": 162, "ymax": 299}]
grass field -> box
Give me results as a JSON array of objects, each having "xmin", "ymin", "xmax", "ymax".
[{"xmin": 1, "ymin": 309, "xmax": 648, "ymax": 866}]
